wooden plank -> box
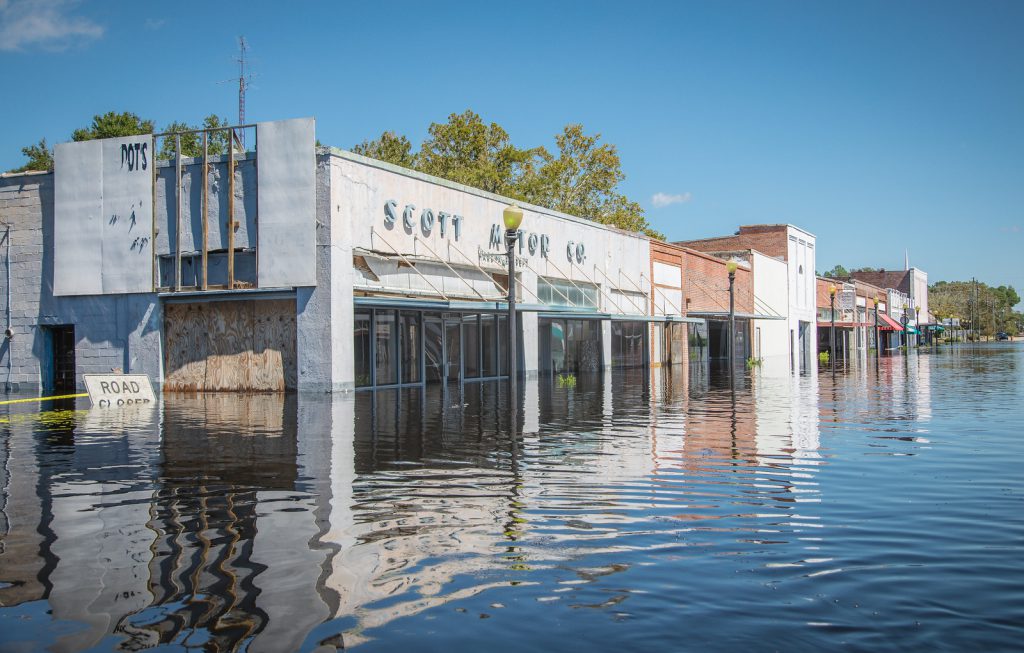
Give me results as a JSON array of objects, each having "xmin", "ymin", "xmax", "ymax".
[{"xmin": 163, "ymin": 299, "xmax": 297, "ymax": 392}]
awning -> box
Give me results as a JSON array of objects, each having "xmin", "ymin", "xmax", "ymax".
[
  {"xmin": 878, "ymin": 313, "xmax": 904, "ymax": 331},
  {"xmin": 905, "ymin": 327, "xmax": 920, "ymax": 335}
]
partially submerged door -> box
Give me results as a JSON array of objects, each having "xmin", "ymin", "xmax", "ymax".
[{"xmin": 51, "ymin": 325, "xmax": 76, "ymax": 393}]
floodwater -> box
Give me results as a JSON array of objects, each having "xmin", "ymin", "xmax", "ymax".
[{"xmin": 1, "ymin": 346, "xmax": 1022, "ymax": 652}]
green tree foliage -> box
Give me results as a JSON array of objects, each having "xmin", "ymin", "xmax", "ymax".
[
  {"xmin": 351, "ymin": 131, "xmax": 415, "ymax": 167},
  {"xmin": 416, "ymin": 110, "xmax": 543, "ymax": 196},
  {"xmin": 352, "ymin": 111, "xmax": 662, "ymax": 238},
  {"xmin": 158, "ymin": 115, "xmax": 232, "ymax": 160},
  {"xmin": 71, "ymin": 111, "xmax": 155, "ymax": 141},
  {"xmin": 930, "ymin": 280, "xmax": 1022, "ymax": 336},
  {"xmin": 9, "ymin": 139, "xmax": 54, "ymax": 173},
  {"xmin": 822, "ymin": 264, "xmax": 849, "ymax": 278}
]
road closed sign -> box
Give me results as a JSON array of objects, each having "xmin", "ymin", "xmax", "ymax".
[{"xmin": 84, "ymin": 374, "xmax": 156, "ymax": 408}]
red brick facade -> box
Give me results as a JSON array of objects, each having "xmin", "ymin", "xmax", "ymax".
[{"xmin": 674, "ymin": 224, "xmax": 791, "ymax": 261}]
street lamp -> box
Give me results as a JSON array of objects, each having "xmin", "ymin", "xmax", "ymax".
[
  {"xmin": 503, "ymin": 204, "xmax": 524, "ymax": 397},
  {"xmin": 902, "ymin": 302, "xmax": 909, "ymax": 351},
  {"xmin": 873, "ymin": 296, "xmax": 880, "ymax": 359},
  {"xmin": 726, "ymin": 260, "xmax": 737, "ymax": 374},
  {"xmin": 828, "ymin": 283, "xmax": 837, "ymax": 368}
]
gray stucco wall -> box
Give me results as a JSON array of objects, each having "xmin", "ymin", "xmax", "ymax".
[{"xmin": 0, "ymin": 173, "xmax": 162, "ymax": 392}]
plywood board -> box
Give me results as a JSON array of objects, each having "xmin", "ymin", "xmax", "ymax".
[
  {"xmin": 163, "ymin": 299, "xmax": 296, "ymax": 392},
  {"xmin": 256, "ymin": 118, "xmax": 316, "ymax": 288}
]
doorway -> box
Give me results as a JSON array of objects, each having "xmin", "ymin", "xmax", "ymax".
[{"xmin": 47, "ymin": 325, "xmax": 76, "ymax": 393}]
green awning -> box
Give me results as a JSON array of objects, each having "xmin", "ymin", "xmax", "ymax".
[{"xmin": 905, "ymin": 327, "xmax": 920, "ymax": 335}]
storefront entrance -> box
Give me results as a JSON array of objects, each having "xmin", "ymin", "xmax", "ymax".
[
  {"xmin": 538, "ymin": 318, "xmax": 602, "ymax": 375},
  {"xmin": 355, "ymin": 308, "xmax": 512, "ymax": 390}
]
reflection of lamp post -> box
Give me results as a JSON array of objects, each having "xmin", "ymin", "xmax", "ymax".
[
  {"xmin": 503, "ymin": 205, "xmax": 524, "ymax": 396},
  {"xmin": 726, "ymin": 261, "xmax": 737, "ymax": 373},
  {"xmin": 829, "ymin": 283, "xmax": 837, "ymax": 368}
]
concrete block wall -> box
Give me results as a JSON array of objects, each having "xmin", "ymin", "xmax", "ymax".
[{"xmin": 0, "ymin": 172, "xmax": 161, "ymax": 392}]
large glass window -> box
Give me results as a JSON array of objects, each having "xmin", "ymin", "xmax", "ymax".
[
  {"xmin": 612, "ymin": 321, "xmax": 647, "ymax": 368},
  {"xmin": 375, "ymin": 310, "xmax": 398, "ymax": 385},
  {"xmin": 354, "ymin": 309, "xmax": 510, "ymax": 389},
  {"xmin": 424, "ymin": 316, "xmax": 444, "ymax": 383},
  {"xmin": 463, "ymin": 314, "xmax": 480, "ymax": 378},
  {"xmin": 688, "ymin": 321, "xmax": 708, "ymax": 362},
  {"xmin": 400, "ymin": 311, "xmax": 420, "ymax": 384},
  {"xmin": 481, "ymin": 315, "xmax": 497, "ymax": 377},
  {"xmin": 354, "ymin": 311, "xmax": 372, "ymax": 387},
  {"xmin": 538, "ymin": 278, "xmax": 599, "ymax": 309},
  {"xmin": 497, "ymin": 315, "xmax": 508, "ymax": 376},
  {"xmin": 539, "ymin": 318, "xmax": 602, "ymax": 374}
]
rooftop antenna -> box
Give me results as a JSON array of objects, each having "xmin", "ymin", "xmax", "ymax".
[
  {"xmin": 219, "ymin": 37, "xmax": 253, "ymax": 149},
  {"xmin": 904, "ymin": 248, "xmax": 909, "ymax": 271}
]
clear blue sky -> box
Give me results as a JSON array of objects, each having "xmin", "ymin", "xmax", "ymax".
[{"xmin": 2, "ymin": 1, "xmax": 1021, "ymax": 300}]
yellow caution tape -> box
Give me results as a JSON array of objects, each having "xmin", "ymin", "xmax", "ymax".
[{"xmin": 0, "ymin": 393, "xmax": 88, "ymax": 406}]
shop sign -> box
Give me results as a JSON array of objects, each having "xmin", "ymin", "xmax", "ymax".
[{"xmin": 384, "ymin": 200, "xmax": 464, "ymax": 240}]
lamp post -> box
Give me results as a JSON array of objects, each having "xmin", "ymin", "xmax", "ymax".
[
  {"xmin": 902, "ymin": 302, "xmax": 909, "ymax": 351},
  {"xmin": 873, "ymin": 297, "xmax": 880, "ymax": 359},
  {"xmin": 503, "ymin": 204, "xmax": 524, "ymax": 399},
  {"xmin": 828, "ymin": 283, "xmax": 837, "ymax": 369},
  {"xmin": 726, "ymin": 261, "xmax": 737, "ymax": 375}
]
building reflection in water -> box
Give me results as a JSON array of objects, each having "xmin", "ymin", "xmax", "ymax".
[{"xmin": 0, "ymin": 362, "xmax": 841, "ymax": 651}]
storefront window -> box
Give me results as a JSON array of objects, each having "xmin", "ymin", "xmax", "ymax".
[
  {"xmin": 539, "ymin": 318, "xmax": 602, "ymax": 374},
  {"xmin": 375, "ymin": 310, "xmax": 398, "ymax": 385},
  {"xmin": 463, "ymin": 314, "xmax": 480, "ymax": 378},
  {"xmin": 354, "ymin": 311, "xmax": 371, "ymax": 387},
  {"xmin": 688, "ymin": 321, "xmax": 708, "ymax": 362},
  {"xmin": 497, "ymin": 315, "xmax": 508, "ymax": 376},
  {"xmin": 481, "ymin": 314, "xmax": 497, "ymax": 377},
  {"xmin": 424, "ymin": 316, "xmax": 444, "ymax": 383},
  {"xmin": 400, "ymin": 311, "xmax": 420, "ymax": 384},
  {"xmin": 612, "ymin": 321, "xmax": 646, "ymax": 368},
  {"xmin": 538, "ymin": 278, "xmax": 599, "ymax": 309}
]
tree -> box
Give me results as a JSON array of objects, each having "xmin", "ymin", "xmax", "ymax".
[
  {"xmin": 522, "ymin": 124, "xmax": 661, "ymax": 238},
  {"xmin": 71, "ymin": 111, "xmax": 154, "ymax": 141},
  {"xmin": 351, "ymin": 131, "xmax": 415, "ymax": 168},
  {"xmin": 350, "ymin": 111, "xmax": 661, "ymax": 238},
  {"xmin": 823, "ymin": 264, "xmax": 849, "ymax": 278},
  {"xmin": 158, "ymin": 115, "xmax": 232, "ymax": 160},
  {"xmin": 416, "ymin": 110, "xmax": 542, "ymax": 196},
  {"xmin": 9, "ymin": 138, "xmax": 53, "ymax": 173}
]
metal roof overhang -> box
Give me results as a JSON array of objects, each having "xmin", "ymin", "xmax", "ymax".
[{"xmin": 686, "ymin": 311, "xmax": 787, "ymax": 321}]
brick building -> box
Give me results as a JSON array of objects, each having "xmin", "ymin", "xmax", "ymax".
[{"xmin": 675, "ymin": 224, "xmax": 817, "ymax": 373}]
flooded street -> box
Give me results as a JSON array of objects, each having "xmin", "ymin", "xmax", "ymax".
[{"xmin": 1, "ymin": 346, "xmax": 1022, "ymax": 652}]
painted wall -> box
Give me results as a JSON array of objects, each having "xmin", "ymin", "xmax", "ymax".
[
  {"xmin": 786, "ymin": 226, "xmax": 817, "ymax": 373},
  {"xmin": 328, "ymin": 150, "xmax": 652, "ymax": 385},
  {"xmin": 751, "ymin": 251, "xmax": 789, "ymax": 363}
]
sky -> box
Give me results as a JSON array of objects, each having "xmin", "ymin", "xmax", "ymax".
[{"xmin": 1, "ymin": 0, "xmax": 1022, "ymax": 301}]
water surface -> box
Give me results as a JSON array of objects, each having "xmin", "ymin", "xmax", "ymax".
[{"xmin": 1, "ymin": 346, "xmax": 1022, "ymax": 651}]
